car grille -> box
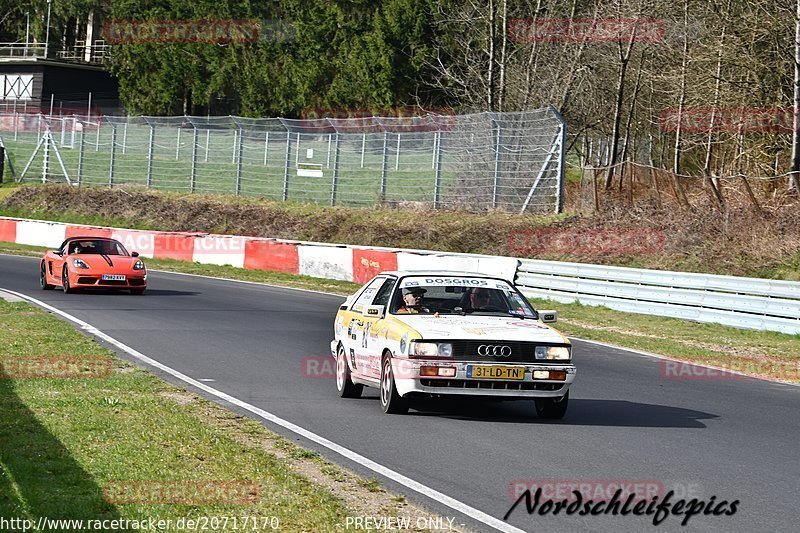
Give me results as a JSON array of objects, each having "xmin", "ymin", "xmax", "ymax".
[
  {"xmin": 435, "ymin": 340, "xmax": 571, "ymax": 363},
  {"xmin": 421, "ymin": 379, "xmax": 564, "ymax": 391}
]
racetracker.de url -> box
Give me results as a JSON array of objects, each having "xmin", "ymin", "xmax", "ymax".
[{"xmin": 0, "ymin": 516, "xmax": 280, "ymax": 531}]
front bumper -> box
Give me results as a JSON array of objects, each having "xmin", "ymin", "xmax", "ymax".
[
  {"xmin": 392, "ymin": 358, "xmax": 575, "ymax": 399},
  {"xmin": 71, "ymin": 274, "xmax": 146, "ymax": 289}
]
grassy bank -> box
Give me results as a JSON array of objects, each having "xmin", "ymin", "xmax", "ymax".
[{"xmin": 0, "ymin": 297, "xmax": 446, "ymax": 531}]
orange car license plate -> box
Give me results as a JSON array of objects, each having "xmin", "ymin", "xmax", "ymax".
[
  {"xmin": 102, "ymin": 274, "xmax": 126, "ymax": 281},
  {"xmin": 467, "ymin": 365, "xmax": 524, "ymax": 380}
]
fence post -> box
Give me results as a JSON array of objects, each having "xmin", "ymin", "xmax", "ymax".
[
  {"xmin": 108, "ymin": 125, "xmax": 116, "ymax": 187},
  {"xmin": 205, "ymin": 130, "xmax": 210, "ymax": 163},
  {"xmin": 176, "ymin": 127, "xmax": 181, "ymax": 160},
  {"xmin": 551, "ymin": 104, "xmax": 567, "ymax": 214},
  {"xmin": 146, "ymin": 125, "xmax": 154, "ymax": 188},
  {"xmin": 76, "ymin": 126, "xmax": 85, "ymax": 185},
  {"xmin": 231, "ymin": 129, "xmax": 238, "ymax": 164},
  {"xmin": 235, "ymin": 127, "xmax": 244, "ymax": 195},
  {"xmin": 95, "ymin": 118, "xmax": 100, "ymax": 151},
  {"xmin": 40, "ymin": 130, "xmax": 49, "ymax": 182},
  {"xmin": 492, "ymin": 124, "xmax": 501, "ymax": 209},
  {"xmin": 122, "ymin": 122, "xmax": 128, "ymax": 155},
  {"xmin": 360, "ymin": 133, "xmax": 366, "ymax": 168},
  {"xmin": 263, "ymin": 131, "xmax": 269, "ymax": 165},
  {"xmin": 434, "ymin": 132, "xmax": 444, "ymax": 208},
  {"xmin": 395, "ymin": 133, "xmax": 401, "ymax": 170},
  {"xmin": 283, "ymin": 131, "xmax": 291, "ymax": 201},
  {"xmin": 331, "ymin": 132, "xmax": 340, "ymax": 205},
  {"xmin": 380, "ymin": 131, "xmax": 389, "ymax": 201},
  {"xmin": 326, "ymin": 133, "xmax": 332, "ymax": 169},
  {"xmin": 190, "ymin": 127, "xmax": 198, "ymax": 193},
  {"xmin": 431, "ymin": 131, "xmax": 438, "ymax": 169}
]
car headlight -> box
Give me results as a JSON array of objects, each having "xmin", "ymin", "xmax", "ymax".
[
  {"xmin": 409, "ymin": 341, "xmax": 453, "ymax": 357},
  {"xmin": 535, "ymin": 346, "xmax": 571, "ymax": 360},
  {"xmin": 72, "ymin": 258, "xmax": 90, "ymax": 269},
  {"xmin": 133, "ymin": 260, "xmax": 145, "ymax": 271}
]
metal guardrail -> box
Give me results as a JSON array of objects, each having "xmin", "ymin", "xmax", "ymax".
[{"xmin": 515, "ymin": 259, "xmax": 800, "ymax": 335}]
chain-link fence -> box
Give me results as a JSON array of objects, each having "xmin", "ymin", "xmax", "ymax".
[{"xmin": 0, "ymin": 107, "xmax": 565, "ymax": 213}]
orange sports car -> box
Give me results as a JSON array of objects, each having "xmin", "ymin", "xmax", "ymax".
[{"xmin": 40, "ymin": 236, "xmax": 147, "ymax": 294}]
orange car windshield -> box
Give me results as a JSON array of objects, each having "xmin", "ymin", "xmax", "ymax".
[{"xmin": 71, "ymin": 240, "xmax": 127, "ymax": 256}]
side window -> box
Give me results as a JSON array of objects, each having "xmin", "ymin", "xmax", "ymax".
[
  {"xmin": 371, "ymin": 278, "xmax": 396, "ymax": 307},
  {"xmin": 351, "ymin": 277, "xmax": 386, "ymax": 313}
]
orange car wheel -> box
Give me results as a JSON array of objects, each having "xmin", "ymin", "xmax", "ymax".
[
  {"xmin": 40, "ymin": 262, "xmax": 55, "ymax": 290},
  {"xmin": 62, "ymin": 265, "xmax": 75, "ymax": 294}
]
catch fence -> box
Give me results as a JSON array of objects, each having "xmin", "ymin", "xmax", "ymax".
[{"xmin": 0, "ymin": 107, "xmax": 565, "ymax": 213}]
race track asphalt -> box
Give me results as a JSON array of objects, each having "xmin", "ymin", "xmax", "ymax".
[{"xmin": 3, "ymin": 254, "xmax": 799, "ymax": 532}]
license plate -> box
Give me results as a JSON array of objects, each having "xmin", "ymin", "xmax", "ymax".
[
  {"xmin": 102, "ymin": 274, "xmax": 126, "ymax": 281},
  {"xmin": 467, "ymin": 365, "xmax": 525, "ymax": 380}
]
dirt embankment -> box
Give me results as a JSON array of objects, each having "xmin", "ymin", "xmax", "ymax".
[{"xmin": 3, "ymin": 184, "xmax": 799, "ymax": 279}]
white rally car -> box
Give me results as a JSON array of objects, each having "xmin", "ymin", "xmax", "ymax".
[{"xmin": 330, "ymin": 271, "xmax": 576, "ymax": 416}]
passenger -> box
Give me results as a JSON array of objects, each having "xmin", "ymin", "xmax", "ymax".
[{"xmin": 468, "ymin": 287, "xmax": 491, "ymax": 310}]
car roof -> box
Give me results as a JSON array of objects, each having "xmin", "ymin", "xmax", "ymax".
[{"xmin": 378, "ymin": 270, "xmax": 503, "ymax": 278}]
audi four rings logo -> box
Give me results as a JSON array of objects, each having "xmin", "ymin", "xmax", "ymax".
[{"xmin": 477, "ymin": 345, "xmax": 512, "ymax": 357}]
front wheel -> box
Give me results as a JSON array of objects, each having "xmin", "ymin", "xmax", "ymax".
[
  {"xmin": 336, "ymin": 344, "xmax": 362, "ymax": 398},
  {"xmin": 40, "ymin": 262, "xmax": 54, "ymax": 290},
  {"xmin": 62, "ymin": 266, "xmax": 75, "ymax": 294},
  {"xmin": 535, "ymin": 392, "xmax": 569, "ymax": 420},
  {"xmin": 380, "ymin": 354, "xmax": 408, "ymax": 414}
]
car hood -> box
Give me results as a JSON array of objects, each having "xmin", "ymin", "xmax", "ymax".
[
  {"xmin": 69, "ymin": 254, "xmax": 140, "ymax": 271},
  {"xmin": 392, "ymin": 315, "xmax": 568, "ymax": 343}
]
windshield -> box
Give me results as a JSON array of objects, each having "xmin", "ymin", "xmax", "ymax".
[
  {"xmin": 69, "ymin": 239, "xmax": 128, "ymax": 256},
  {"xmin": 390, "ymin": 276, "xmax": 537, "ymax": 318}
]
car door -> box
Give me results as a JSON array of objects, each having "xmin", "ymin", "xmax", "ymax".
[
  {"xmin": 49, "ymin": 242, "xmax": 68, "ymax": 284},
  {"xmin": 342, "ymin": 277, "xmax": 387, "ymax": 379},
  {"xmin": 356, "ymin": 277, "xmax": 397, "ymax": 379}
]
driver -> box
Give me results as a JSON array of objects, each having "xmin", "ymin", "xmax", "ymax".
[{"xmin": 396, "ymin": 287, "xmax": 430, "ymax": 314}]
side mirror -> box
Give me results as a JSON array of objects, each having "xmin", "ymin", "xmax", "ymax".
[
  {"xmin": 131, "ymin": 252, "xmax": 140, "ymax": 257},
  {"xmin": 364, "ymin": 305, "xmax": 385, "ymax": 318},
  {"xmin": 540, "ymin": 310, "xmax": 558, "ymax": 323},
  {"xmin": 54, "ymin": 250, "xmax": 63, "ymax": 256}
]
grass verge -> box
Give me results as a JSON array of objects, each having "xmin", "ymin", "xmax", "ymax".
[
  {"xmin": 0, "ymin": 297, "xmax": 450, "ymax": 531},
  {"xmin": 4, "ymin": 241, "xmax": 797, "ymax": 383}
]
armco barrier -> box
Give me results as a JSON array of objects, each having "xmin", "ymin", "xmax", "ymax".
[
  {"xmin": 4, "ymin": 215, "xmax": 799, "ymax": 335},
  {"xmin": 517, "ymin": 259, "xmax": 800, "ymax": 335}
]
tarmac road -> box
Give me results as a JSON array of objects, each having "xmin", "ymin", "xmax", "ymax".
[{"xmin": 4, "ymin": 253, "xmax": 799, "ymax": 532}]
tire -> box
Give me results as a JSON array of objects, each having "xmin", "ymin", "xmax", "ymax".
[
  {"xmin": 535, "ymin": 392, "xmax": 569, "ymax": 420},
  {"xmin": 130, "ymin": 288, "xmax": 146, "ymax": 295},
  {"xmin": 62, "ymin": 266, "xmax": 75, "ymax": 294},
  {"xmin": 336, "ymin": 344, "xmax": 362, "ymax": 398},
  {"xmin": 380, "ymin": 354, "xmax": 408, "ymax": 414},
  {"xmin": 40, "ymin": 262, "xmax": 54, "ymax": 290}
]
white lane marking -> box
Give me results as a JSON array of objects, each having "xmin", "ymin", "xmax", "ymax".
[
  {"xmin": 0, "ymin": 289, "xmax": 23, "ymax": 302},
  {"xmin": 2, "ymin": 287, "xmax": 524, "ymax": 533},
  {"xmin": 198, "ymin": 378, "xmax": 216, "ymax": 382},
  {"xmin": 6, "ymin": 253, "xmax": 796, "ymax": 387},
  {"xmin": 569, "ymin": 336, "xmax": 800, "ymax": 387}
]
